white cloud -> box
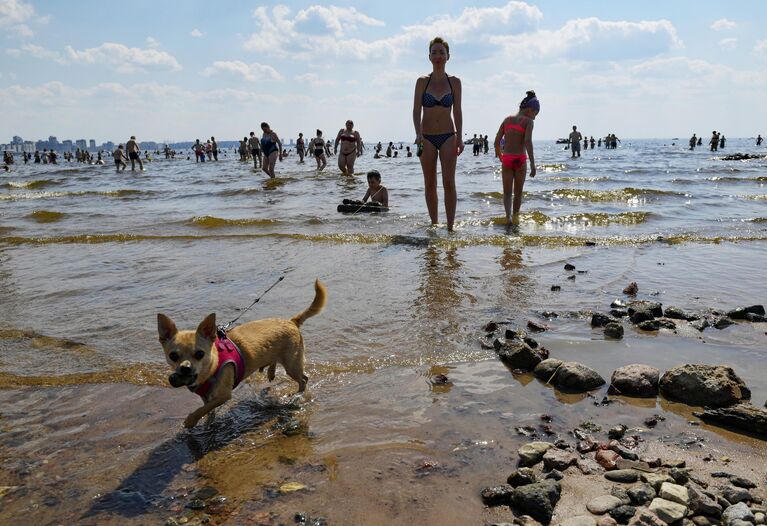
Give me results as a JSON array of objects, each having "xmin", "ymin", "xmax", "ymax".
[
  {"xmin": 201, "ymin": 60, "xmax": 283, "ymax": 82},
  {"xmin": 65, "ymin": 43, "xmax": 182, "ymax": 73},
  {"xmin": 294, "ymin": 5, "xmax": 384, "ymax": 37},
  {"xmin": 244, "ymin": 2, "xmax": 543, "ymax": 62},
  {"xmin": 146, "ymin": 36, "xmax": 160, "ymax": 48},
  {"xmin": 0, "ymin": 0, "xmax": 36, "ymax": 37},
  {"xmin": 711, "ymin": 18, "xmax": 737, "ymax": 31},
  {"xmin": 719, "ymin": 37, "xmax": 737, "ymax": 50},
  {"xmin": 754, "ymin": 39, "xmax": 767, "ymax": 56},
  {"xmin": 491, "ymin": 17, "xmax": 682, "ymax": 61},
  {"xmin": 294, "ymin": 73, "xmax": 338, "ymax": 87},
  {"xmin": 190, "ymin": 28, "xmax": 203, "ymax": 37},
  {"xmin": 5, "ymin": 43, "xmax": 66, "ymax": 63}
]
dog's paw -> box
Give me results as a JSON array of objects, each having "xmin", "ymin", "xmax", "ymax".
[{"xmin": 184, "ymin": 415, "xmax": 199, "ymax": 428}]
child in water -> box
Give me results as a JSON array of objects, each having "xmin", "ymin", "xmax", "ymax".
[
  {"xmin": 361, "ymin": 170, "xmax": 388, "ymax": 207},
  {"xmin": 493, "ymin": 90, "xmax": 539, "ymax": 227}
]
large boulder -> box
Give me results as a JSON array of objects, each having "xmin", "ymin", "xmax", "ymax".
[
  {"xmin": 510, "ymin": 480, "xmax": 561, "ymax": 525},
  {"xmin": 696, "ymin": 403, "xmax": 767, "ymax": 438},
  {"xmin": 553, "ymin": 361, "xmax": 606, "ymax": 392},
  {"xmin": 659, "ymin": 364, "xmax": 751, "ymax": 407},
  {"xmin": 609, "ymin": 364, "xmax": 660, "ymax": 397}
]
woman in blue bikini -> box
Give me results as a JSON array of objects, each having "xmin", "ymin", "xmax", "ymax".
[
  {"xmin": 412, "ymin": 36, "xmax": 464, "ymax": 232},
  {"xmin": 260, "ymin": 122, "xmax": 282, "ymax": 179}
]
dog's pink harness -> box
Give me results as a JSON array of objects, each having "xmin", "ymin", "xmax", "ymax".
[{"xmin": 191, "ymin": 336, "xmax": 246, "ymax": 398}]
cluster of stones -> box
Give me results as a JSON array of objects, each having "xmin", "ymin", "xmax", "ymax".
[
  {"xmin": 482, "ymin": 424, "xmax": 766, "ymax": 526},
  {"xmin": 591, "ymin": 300, "xmax": 766, "ymax": 338}
]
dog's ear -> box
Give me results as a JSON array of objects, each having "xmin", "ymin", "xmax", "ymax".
[
  {"xmin": 196, "ymin": 313, "xmax": 216, "ymax": 341},
  {"xmin": 157, "ymin": 313, "xmax": 177, "ymax": 343}
]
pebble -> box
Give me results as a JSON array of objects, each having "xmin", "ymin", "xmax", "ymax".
[
  {"xmin": 517, "ymin": 441, "xmax": 554, "ymax": 467},
  {"xmin": 507, "ymin": 467, "xmax": 537, "ymax": 487},
  {"xmin": 597, "ymin": 517, "xmax": 618, "ymax": 526},
  {"xmin": 596, "ymin": 449, "xmax": 621, "ymax": 470},
  {"xmin": 480, "ymin": 485, "xmax": 514, "ymax": 506},
  {"xmin": 608, "ymin": 425, "xmax": 628, "ymax": 439},
  {"xmin": 659, "ymin": 482, "xmax": 689, "ymax": 506},
  {"xmin": 605, "ymin": 469, "xmax": 639, "ymax": 483},
  {"xmin": 587, "ymin": 495, "xmax": 624, "ymax": 515},
  {"xmin": 609, "ymin": 504, "xmax": 636, "ymax": 524},
  {"xmin": 649, "ymin": 497, "xmax": 688, "ymax": 523},
  {"xmin": 730, "ymin": 476, "xmax": 757, "ymax": 489},
  {"xmin": 627, "ymin": 484, "xmax": 656, "ymax": 506},
  {"xmin": 754, "ymin": 512, "xmax": 766, "ymax": 525}
]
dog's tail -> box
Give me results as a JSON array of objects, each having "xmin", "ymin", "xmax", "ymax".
[{"xmin": 291, "ymin": 279, "xmax": 327, "ymax": 327}]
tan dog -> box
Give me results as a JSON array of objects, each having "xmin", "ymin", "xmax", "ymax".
[{"xmin": 157, "ymin": 279, "xmax": 326, "ymax": 428}]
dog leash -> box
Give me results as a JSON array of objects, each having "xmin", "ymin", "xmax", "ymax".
[{"xmin": 216, "ymin": 274, "xmax": 286, "ymax": 338}]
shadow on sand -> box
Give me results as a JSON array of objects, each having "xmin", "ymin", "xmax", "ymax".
[{"xmin": 82, "ymin": 390, "xmax": 303, "ymax": 521}]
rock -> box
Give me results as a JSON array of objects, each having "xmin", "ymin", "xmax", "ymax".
[
  {"xmin": 524, "ymin": 336, "xmax": 539, "ymax": 348},
  {"xmin": 609, "ymin": 364, "xmax": 660, "ymax": 397},
  {"xmin": 616, "ymin": 459, "xmax": 651, "ymax": 471},
  {"xmin": 722, "ymin": 502, "xmax": 755, "ymax": 525},
  {"xmin": 661, "ymin": 459, "xmax": 686, "ymax": 468},
  {"xmin": 598, "ymin": 517, "xmax": 619, "ymax": 526},
  {"xmin": 484, "ymin": 321, "xmax": 499, "ymax": 332},
  {"xmin": 565, "ymin": 263, "xmax": 576, "ymax": 271},
  {"xmin": 641, "ymin": 473, "xmax": 675, "ymax": 492},
  {"xmin": 542, "ymin": 448, "xmax": 578, "ymax": 471},
  {"xmin": 730, "ymin": 476, "xmax": 756, "ymax": 489},
  {"xmin": 609, "ymin": 425, "xmax": 628, "ymax": 439},
  {"xmin": 592, "ymin": 313, "xmax": 614, "ymax": 327},
  {"xmin": 727, "ymin": 305, "xmax": 766, "ymax": 319},
  {"xmin": 508, "ymin": 467, "xmax": 537, "ymax": 487},
  {"xmin": 658, "ymin": 320, "xmax": 677, "ymax": 330},
  {"xmin": 623, "ymin": 282, "xmax": 639, "ymax": 296},
  {"xmin": 637, "ymin": 320, "xmax": 661, "ymax": 331},
  {"xmin": 610, "ymin": 505, "xmax": 637, "ymax": 524},
  {"xmin": 664, "ymin": 307, "xmax": 697, "ymax": 321},
  {"xmin": 609, "ymin": 441, "xmax": 639, "ymax": 461},
  {"xmin": 561, "ymin": 517, "xmax": 597, "ymax": 526},
  {"xmin": 611, "ymin": 486, "xmax": 633, "ymax": 505},
  {"xmin": 498, "ymin": 341, "xmax": 545, "ymax": 371},
  {"xmin": 588, "ymin": 495, "xmax": 624, "ymax": 515},
  {"xmin": 697, "ymin": 403, "xmax": 767, "ymax": 437},
  {"xmin": 604, "ymin": 323, "xmax": 624, "ymax": 340},
  {"xmin": 536, "ymin": 360, "xmax": 606, "ymax": 392},
  {"xmin": 610, "ymin": 309, "xmax": 629, "ymax": 318},
  {"xmin": 719, "ymin": 486, "xmax": 753, "ymax": 505},
  {"xmin": 692, "ymin": 517, "xmax": 715, "ymax": 526},
  {"xmin": 714, "ymin": 317, "xmax": 735, "ymax": 330},
  {"xmin": 606, "ymin": 470, "xmax": 640, "ymax": 483},
  {"xmin": 659, "ymin": 482, "xmax": 689, "ymax": 506},
  {"xmin": 551, "ymin": 285, "xmax": 561, "ymax": 292},
  {"xmin": 481, "ymin": 484, "xmax": 514, "ymax": 506},
  {"xmin": 690, "ymin": 319, "xmax": 709, "ymax": 332},
  {"xmin": 649, "ymin": 498, "xmax": 688, "ymax": 523},
  {"xmin": 510, "ymin": 480, "xmax": 561, "ymax": 525},
  {"xmin": 712, "ymin": 471, "xmax": 734, "ymax": 478},
  {"xmin": 628, "ymin": 484, "xmax": 656, "ymax": 505},
  {"xmin": 597, "ymin": 449, "xmax": 622, "ymax": 470},
  {"xmin": 687, "ymin": 486, "xmax": 722, "ymax": 518},
  {"xmin": 628, "ymin": 301, "xmax": 663, "ymax": 317},
  {"xmin": 544, "ymin": 469, "xmax": 564, "ymax": 481},
  {"xmin": 659, "ymin": 364, "xmax": 751, "ymax": 408},
  {"xmin": 754, "ymin": 512, "xmax": 765, "ymax": 525},
  {"xmin": 527, "ymin": 320, "xmax": 548, "ymax": 332},
  {"xmin": 745, "ymin": 312, "xmax": 767, "ymax": 322},
  {"xmin": 518, "ymin": 442, "xmax": 554, "ymax": 467},
  {"xmin": 630, "ymin": 310, "xmax": 655, "ymax": 325},
  {"xmin": 669, "ymin": 467, "xmax": 691, "ymax": 485},
  {"xmin": 628, "ymin": 509, "xmax": 667, "ymax": 526}
]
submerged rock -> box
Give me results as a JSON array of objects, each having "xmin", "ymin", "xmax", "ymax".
[
  {"xmin": 497, "ymin": 340, "xmax": 546, "ymax": 371},
  {"xmin": 628, "ymin": 301, "xmax": 663, "ymax": 318},
  {"xmin": 637, "ymin": 320, "xmax": 661, "ymax": 331},
  {"xmin": 534, "ymin": 359, "xmax": 606, "ymax": 392},
  {"xmin": 690, "ymin": 319, "xmax": 709, "ymax": 332},
  {"xmin": 609, "ymin": 364, "xmax": 660, "ymax": 397},
  {"xmin": 630, "ymin": 310, "xmax": 655, "ymax": 325},
  {"xmin": 592, "ymin": 313, "xmax": 615, "ymax": 328},
  {"xmin": 659, "ymin": 364, "xmax": 751, "ymax": 408},
  {"xmin": 664, "ymin": 306, "xmax": 698, "ymax": 321},
  {"xmin": 481, "ymin": 484, "xmax": 514, "ymax": 506},
  {"xmin": 604, "ymin": 323, "xmax": 625, "ymax": 340},
  {"xmin": 623, "ymin": 282, "xmax": 639, "ymax": 296}
]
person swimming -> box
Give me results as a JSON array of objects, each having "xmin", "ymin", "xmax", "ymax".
[
  {"xmin": 493, "ymin": 90, "xmax": 539, "ymax": 228},
  {"xmin": 412, "ymin": 36, "xmax": 464, "ymax": 231}
]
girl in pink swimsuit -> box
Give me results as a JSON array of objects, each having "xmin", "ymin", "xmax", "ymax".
[{"xmin": 493, "ymin": 90, "xmax": 540, "ymax": 227}]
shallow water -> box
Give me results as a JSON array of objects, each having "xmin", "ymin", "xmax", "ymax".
[{"xmin": 1, "ymin": 140, "xmax": 766, "ymax": 524}]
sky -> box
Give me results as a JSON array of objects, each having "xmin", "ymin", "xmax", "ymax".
[{"xmin": 1, "ymin": 0, "xmax": 766, "ymax": 143}]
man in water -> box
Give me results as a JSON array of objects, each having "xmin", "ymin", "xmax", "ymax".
[
  {"xmin": 211, "ymin": 137, "xmax": 218, "ymax": 161},
  {"xmin": 710, "ymin": 131, "xmax": 719, "ymax": 152},
  {"xmin": 689, "ymin": 134, "xmax": 697, "ymax": 150},
  {"xmin": 569, "ymin": 126, "xmax": 582, "ymax": 158},
  {"xmin": 758, "ymin": 135, "xmax": 763, "ymax": 146},
  {"xmin": 126, "ymin": 135, "xmax": 144, "ymax": 171}
]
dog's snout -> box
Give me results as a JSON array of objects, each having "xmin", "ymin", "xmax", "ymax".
[{"xmin": 178, "ymin": 360, "xmax": 192, "ymax": 375}]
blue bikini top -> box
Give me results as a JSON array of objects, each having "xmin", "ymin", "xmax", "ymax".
[{"xmin": 422, "ymin": 74, "xmax": 454, "ymax": 108}]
